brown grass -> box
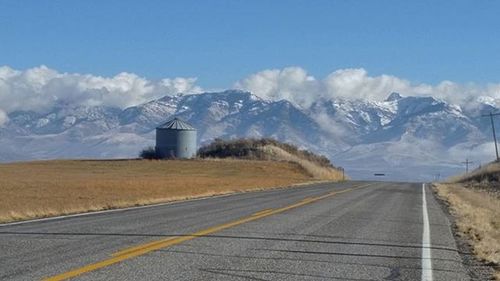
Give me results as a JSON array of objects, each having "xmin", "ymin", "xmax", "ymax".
[
  {"xmin": 0, "ymin": 159, "xmax": 318, "ymax": 223},
  {"xmin": 434, "ymin": 183, "xmax": 500, "ymax": 279}
]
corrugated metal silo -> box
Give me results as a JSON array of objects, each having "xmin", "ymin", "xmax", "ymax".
[{"xmin": 155, "ymin": 118, "xmax": 197, "ymax": 159}]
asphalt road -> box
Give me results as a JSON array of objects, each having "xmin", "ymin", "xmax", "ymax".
[{"xmin": 0, "ymin": 181, "xmax": 469, "ymax": 280}]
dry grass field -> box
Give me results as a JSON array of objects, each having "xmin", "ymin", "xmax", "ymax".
[
  {"xmin": 0, "ymin": 159, "xmax": 319, "ymax": 223},
  {"xmin": 434, "ymin": 183, "xmax": 500, "ymax": 279}
]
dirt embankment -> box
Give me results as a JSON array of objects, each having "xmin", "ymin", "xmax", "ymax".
[{"xmin": 0, "ymin": 159, "xmax": 318, "ymax": 223}]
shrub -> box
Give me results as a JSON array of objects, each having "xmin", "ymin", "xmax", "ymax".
[
  {"xmin": 139, "ymin": 146, "xmax": 158, "ymax": 160},
  {"xmin": 198, "ymin": 138, "xmax": 335, "ymax": 168}
]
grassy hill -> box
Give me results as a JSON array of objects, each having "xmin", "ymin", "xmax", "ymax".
[{"xmin": 198, "ymin": 138, "xmax": 345, "ymax": 181}]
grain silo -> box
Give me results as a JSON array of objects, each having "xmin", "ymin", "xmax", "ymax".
[{"xmin": 155, "ymin": 118, "xmax": 197, "ymax": 159}]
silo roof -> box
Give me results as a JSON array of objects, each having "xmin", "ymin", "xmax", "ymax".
[{"xmin": 157, "ymin": 117, "xmax": 196, "ymax": 130}]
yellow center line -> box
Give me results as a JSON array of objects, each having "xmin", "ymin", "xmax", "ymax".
[
  {"xmin": 43, "ymin": 183, "xmax": 372, "ymax": 281},
  {"xmin": 251, "ymin": 208, "xmax": 274, "ymax": 217},
  {"xmin": 299, "ymin": 197, "xmax": 316, "ymax": 203},
  {"xmin": 112, "ymin": 236, "xmax": 180, "ymax": 257}
]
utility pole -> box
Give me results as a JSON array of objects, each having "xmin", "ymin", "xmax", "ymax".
[
  {"xmin": 482, "ymin": 112, "xmax": 500, "ymax": 161},
  {"xmin": 461, "ymin": 158, "xmax": 474, "ymax": 174}
]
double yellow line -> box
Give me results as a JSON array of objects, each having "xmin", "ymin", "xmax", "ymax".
[{"xmin": 44, "ymin": 183, "xmax": 370, "ymax": 281}]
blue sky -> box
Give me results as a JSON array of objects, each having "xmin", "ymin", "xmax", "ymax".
[{"xmin": 1, "ymin": 0, "xmax": 499, "ymax": 88}]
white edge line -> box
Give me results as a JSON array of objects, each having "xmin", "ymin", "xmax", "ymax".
[
  {"xmin": 0, "ymin": 181, "xmax": 334, "ymax": 228},
  {"xmin": 421, "ymin": 183, "xmax": 433, "ymax": 281}
]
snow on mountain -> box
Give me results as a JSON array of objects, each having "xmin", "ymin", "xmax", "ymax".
[{"xmin": 0, "ymin": 90, "xmax": 498, "ymax": 181}]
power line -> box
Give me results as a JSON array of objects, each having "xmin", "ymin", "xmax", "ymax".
[
  {"xmin": 339, "ymin": 167, "xmax": 345, "ymax": 181},
  {"xmin": 481, "ymin": 112, "xmax": 500, "ymax": 161},
  {"xmin": 434, "ymin": 173, "xmax": 441, "ymax": 181},
  {"xmin": 461, "ymin": 158, "xmax": 474, "ymax": 174}
]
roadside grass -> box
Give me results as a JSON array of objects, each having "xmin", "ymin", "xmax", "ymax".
[
  {"xmin": 0, "ymin": 159, "xmax": 319, "ymax": 223},
  {"xmin": 434, "ymin": 183, "xmax": 500, "ymax": 279}
]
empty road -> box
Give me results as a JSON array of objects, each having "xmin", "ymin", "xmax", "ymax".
[{"xmin": 0, "ymin": 181, "xmax": 469, "ymax": 280}]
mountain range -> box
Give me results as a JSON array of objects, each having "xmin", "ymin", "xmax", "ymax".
[{"xmin": 1, "ymin": 90, "xmax": 498, "ymax": 181}]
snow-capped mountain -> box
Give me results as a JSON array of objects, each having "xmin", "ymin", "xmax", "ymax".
[{"xmin": 0, "ymin": 90, "xmax": 497, "ymax": 181}]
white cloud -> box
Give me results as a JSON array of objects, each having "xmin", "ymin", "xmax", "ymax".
[
  {"xmin": 234, "ymin": 67, "xmax": 320, "ymax": 107},
  {"xmin": 0, "ymin": 65, "xmax": 203, "ymax": 114},
  {"xmin": 3, "ymin": 65, "xmax": 500, "ymax": 119},
  {"xmin": 235, "ymin": 66, "xmax": 500, "ymax": 109},
  {"xmin": 323, "ymin": 69, "xmax": 413, "ymax": 101}
]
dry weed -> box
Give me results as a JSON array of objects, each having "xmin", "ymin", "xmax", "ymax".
[{"xmin": 434, "ymin": 183, "xmax": 500, "ymax": 279}]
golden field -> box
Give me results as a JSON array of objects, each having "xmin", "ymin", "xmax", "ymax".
[{"xmin": 0, "ymin": 159, "xmax": 321, "ymax": 223}]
